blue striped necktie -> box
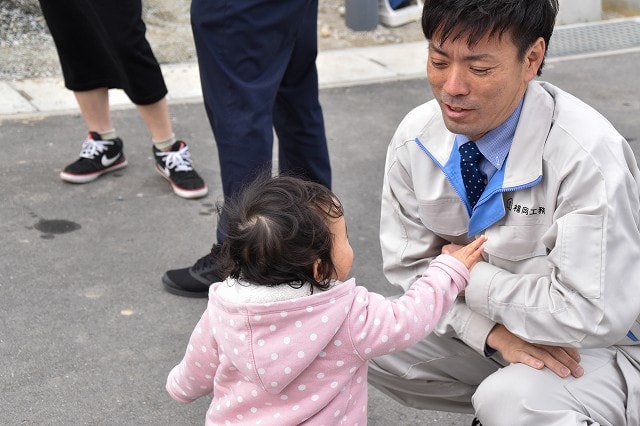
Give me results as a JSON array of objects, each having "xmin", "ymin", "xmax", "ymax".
[{"xmin": 459, "ymin": 141, "xmax": 487, "ymax": 208}]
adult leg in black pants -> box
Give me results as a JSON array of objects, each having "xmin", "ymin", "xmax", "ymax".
[{"xmin": 162, "ymin": 0, "xmax": 332, "ymax": 297}]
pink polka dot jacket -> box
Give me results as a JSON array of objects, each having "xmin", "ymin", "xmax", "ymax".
[{"xmin": 166, "ymin": 254, "xmax": 469, "ymax": 425}]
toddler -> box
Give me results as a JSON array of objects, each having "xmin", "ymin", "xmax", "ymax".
[{"xmin": 166, "ymin": 175, "xmax": 486, "ymax": 425}]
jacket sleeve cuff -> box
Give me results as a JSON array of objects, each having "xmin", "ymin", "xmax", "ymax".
[
  {"xmin": 465, "ymin": 261, "xmax": 502, "ymax": 318},
  {"xmin": 459, "ymin": 261, "xmax": 503, "ymax": 354},
  {"xmin": 460, "ymin": 310, "xmax": 497, "ymax": 355},
  {"xmin": 434, "ymin": 299, "xmax": 496, "ymax": 355}
]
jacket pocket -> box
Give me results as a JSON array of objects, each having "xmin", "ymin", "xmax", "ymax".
[
  {"xmin": 556, "ymin": 214, "xmax": 604, "ymax": 299},
  {"xmin": 418, "ymin": 199, "xmax": 468, "ymax": 236},
  {"xmin": 483, "ymin": 223, "xmax": 548, "ymax": 261}
]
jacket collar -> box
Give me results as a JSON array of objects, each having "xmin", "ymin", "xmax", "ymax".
[
  {"xmin": 503, "ymin": 81, "xmax": 554, "ymax": 188},
  {"xmin": 417, "ymin": 80, "xmax": 554, "ymax": 188}
]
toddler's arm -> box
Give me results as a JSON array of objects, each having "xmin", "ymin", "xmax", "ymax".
[
  {"xmin": 166, "ymin": 308, "xmax": 219, "ymax": 403},
  {"xmin": 348, "ymin": 237, "xmax": 485, "ymax": 359}
]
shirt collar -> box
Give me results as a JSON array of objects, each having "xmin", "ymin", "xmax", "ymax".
[{"xmin": 455, "ymin": 98, "xmax": 524, "ymax": 170}]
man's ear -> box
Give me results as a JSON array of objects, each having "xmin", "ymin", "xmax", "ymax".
[{"xmin": 525, "ymin": 37, "xmax": 546, "ymax": 79}]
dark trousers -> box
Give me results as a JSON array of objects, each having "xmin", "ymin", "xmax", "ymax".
[{"xmin": 191, "ymin": 0, "xmax": 332, "ymax": 241}]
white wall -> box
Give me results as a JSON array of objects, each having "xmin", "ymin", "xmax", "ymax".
[{"xmin": 557, "ymin": 0, "xmax": 602, "ymax": 24}]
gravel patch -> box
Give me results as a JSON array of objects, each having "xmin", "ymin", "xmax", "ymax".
[
  {"xmin": 0, "ymin": 0, "xmax": 426, "ymax": 82},
  {"xmin": 0, "ymin": 2, "xmax": 60, "ymax": 80}
]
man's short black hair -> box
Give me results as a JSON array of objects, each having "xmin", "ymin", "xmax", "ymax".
[{"xmin": 422, "ymin": 0, "xmax": 559, "ymax": 76}]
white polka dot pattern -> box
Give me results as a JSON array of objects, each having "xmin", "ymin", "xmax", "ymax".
[{"xmin": 166, "ymin": 255, "xmax": 470, "ymax": 425}]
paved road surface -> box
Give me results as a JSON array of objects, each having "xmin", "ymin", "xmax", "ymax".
[{"xmin": 1, "ymin": 45, "xmax": 639, "ymax": 425}]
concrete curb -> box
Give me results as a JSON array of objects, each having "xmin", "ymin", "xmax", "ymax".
[{"xmin": 0, "ymin": 42, "xmax": 428, "ymax": 120}]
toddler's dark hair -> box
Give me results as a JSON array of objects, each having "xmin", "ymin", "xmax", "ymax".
[{"xmin": 217, "ymin": 175, "xmax": 344, "ymax": 291}]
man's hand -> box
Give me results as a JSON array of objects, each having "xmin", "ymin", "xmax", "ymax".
[{"xmin": 487, "ymin": 324, "xmax": 584, "ymax": 378}]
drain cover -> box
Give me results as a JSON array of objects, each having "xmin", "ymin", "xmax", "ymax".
[{"xmin": 548, "ymin": 19, "xmax": 640, "ymax": 58}]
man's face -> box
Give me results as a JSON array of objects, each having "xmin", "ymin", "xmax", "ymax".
[{"xmin": 427, "ymin": 29, "xmax": 541, "ymax": 141}]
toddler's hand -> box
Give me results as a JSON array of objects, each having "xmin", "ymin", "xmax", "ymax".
[
  {"xmin": 442, "ymin": 243, "xmax": 462, "ymax": 255},
  {"xmin": 449, "ymin": 235, "xmax": 487, "ymax": 270}
]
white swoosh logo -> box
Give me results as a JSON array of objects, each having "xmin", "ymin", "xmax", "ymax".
[
  {"xmin": 101, "ymin": 153, "xmax": 121, "ymax": 167},
  {"xmin": 160, "ymin": 165, "xmax": 170, "ymax": 177}
]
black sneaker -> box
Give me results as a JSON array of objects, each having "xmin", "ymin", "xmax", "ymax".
[
  {"xmin": 162, "ymin": 244, "xmax": 223, "ymax": 298},
  {"xmin": 60, "ymin": 132, "xmax": 127, "ymax": 183},
  {"xmin": 471, "ymin": 418, "xmax": 483, "ymax": 426},
  {"xmin": 153, "ymin": 140, "xmax": 208, "ymax": 199}
]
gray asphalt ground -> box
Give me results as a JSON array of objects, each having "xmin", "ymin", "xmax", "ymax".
[{"xmin": 1, "ymin": 50, "xmax": 640, "ymax": 425}]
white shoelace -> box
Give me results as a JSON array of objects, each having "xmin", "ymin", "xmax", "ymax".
[
  {"xmin": 79, "ymin": 136, "xmax": 113, "ymax": 159},
  {"xmin": 156, "ymin": 144, "xmax": 194, "ymax": 172}
]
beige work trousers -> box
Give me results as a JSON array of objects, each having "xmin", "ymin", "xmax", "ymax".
[{"xmin": 368, "ymin": 332, "xmax": 640, "ymax": 425}]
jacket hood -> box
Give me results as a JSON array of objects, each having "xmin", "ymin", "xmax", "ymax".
[{"xmin": 209, "ymin": 279, "xmax": 357, "ymax": 394}]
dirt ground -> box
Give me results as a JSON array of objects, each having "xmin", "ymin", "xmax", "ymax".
[{"xmin": 143, "ymin": 0, "xmax": 425, "ymax": 63}]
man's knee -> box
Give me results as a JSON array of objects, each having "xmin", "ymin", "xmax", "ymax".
[
  {"xmin": 472, "ymin": 365, "xmax": 541, "ymax": 424},
  {"xmin": 473, "ymin": 366, "xmax": 525, "ymax": 411},
  {"xmin": 472, "ymin": 363, "xmax": 584, "ymax": 424}
]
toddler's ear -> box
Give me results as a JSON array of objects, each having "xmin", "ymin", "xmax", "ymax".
[{"xmin": 313, "ymin": 259, "xmax": 321, "ymax": 280}]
